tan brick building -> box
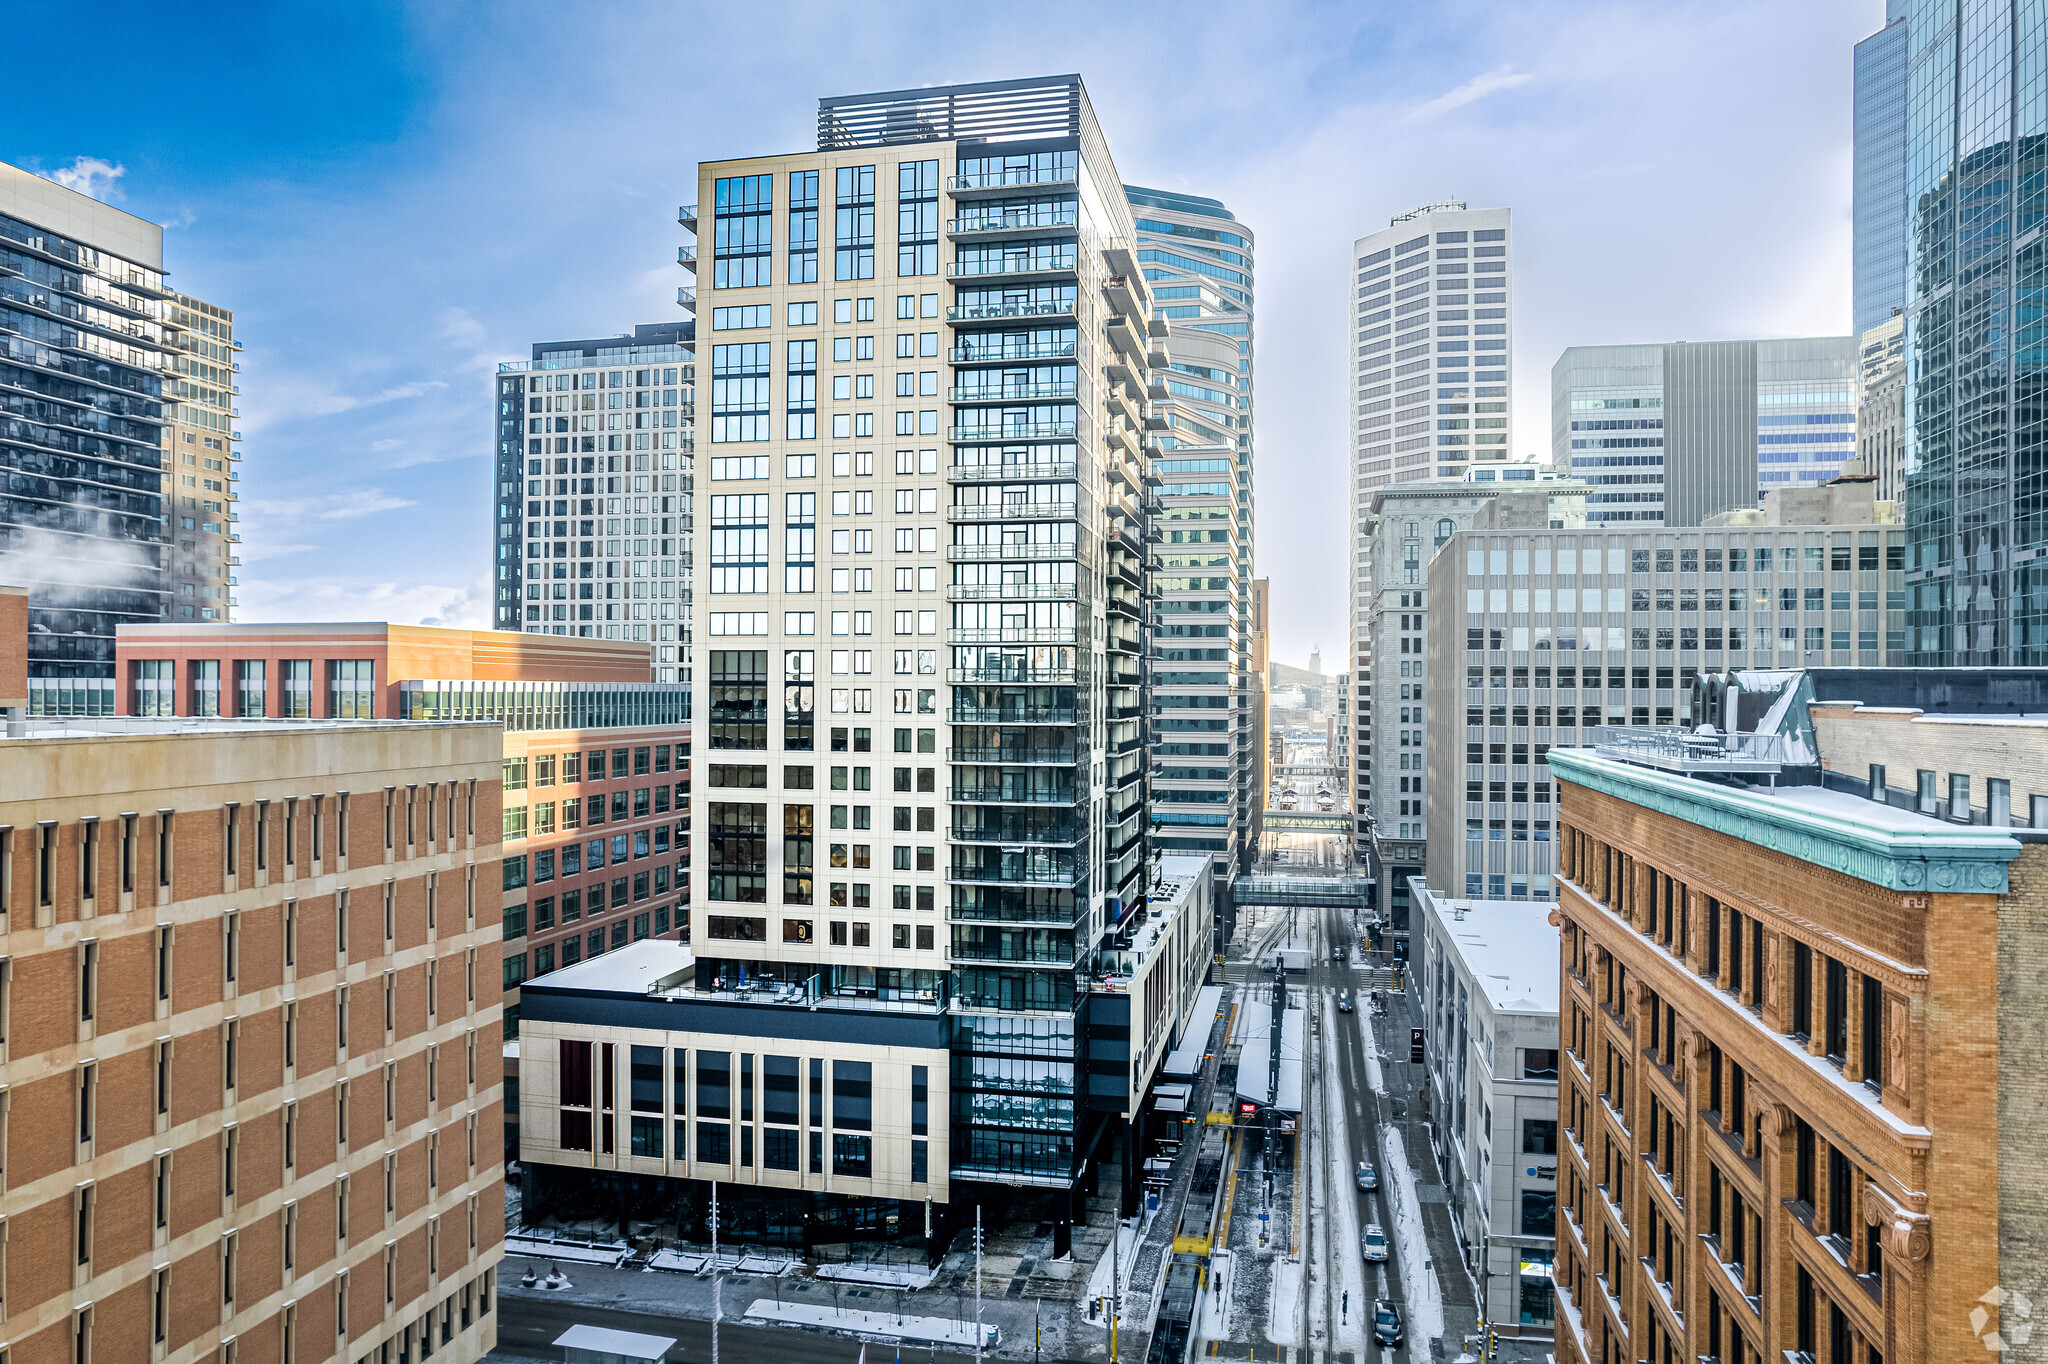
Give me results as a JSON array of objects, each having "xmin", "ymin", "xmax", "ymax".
[
  {"xmin": 0, "ymin": 711, "xmax": 507, "ymax": 1364},
  {"xmin": 1546, "ymin": 672, "xmax": 2048, "ymax": 1364}
]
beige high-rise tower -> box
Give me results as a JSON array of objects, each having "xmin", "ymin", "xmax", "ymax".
[{"xmin": 159, "ymin": 292, "xmax": 242, "ymax": 620}]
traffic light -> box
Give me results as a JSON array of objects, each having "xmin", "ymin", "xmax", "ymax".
[{"xmin": 1409, "ymin": 1027, "xmax": 1425, "ymax": 1063}]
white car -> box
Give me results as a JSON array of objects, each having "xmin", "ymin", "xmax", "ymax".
[{"xmin": 1362, "ymin": 1224, "xmax": 1389, "ymax": 1263}]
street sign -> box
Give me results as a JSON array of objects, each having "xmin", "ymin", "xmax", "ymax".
[{"xmin": 1409, "ymin": 1027, "xmax": 1425, "ymax": 1063}]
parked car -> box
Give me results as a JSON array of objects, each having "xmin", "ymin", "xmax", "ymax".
[
  {"xmin": 1355, "ymin": 1161, "xmax": 1378, "ymax": 1192},
  {"xmin": 1336, "ymin": 990, "xmax": 1354, "ymax": 1013},
  {"xmin": 1361, "ymin": 1224, "xmax": 1389, "ymax": 1262},
  {"xmin": 1373, "ymin": 1299, "xmax": 1404, "ymax": 1347}
]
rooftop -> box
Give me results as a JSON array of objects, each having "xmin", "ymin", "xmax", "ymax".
[
  {"xmin": 1415, "ymin": 885, "xmax": 1560, "ymax": 1015},
  {"xmin": 0, "ymin": 714, "xmax": 480, "ymax": 742},
  {"xmin": 530, "ymin": 939, "xmax": 694, "ymax": 994}
]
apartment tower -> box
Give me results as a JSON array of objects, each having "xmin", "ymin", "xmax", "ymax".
[
  {"xmin": 0, "ymin": 161, "xmax": 171, "ymax": 687},
  {"xmin": 495, "ymin": 323, "xmax": 696, "ymax": 685},
  {"xmin": 159, "ymin": 292, "xmax": 243, "ymax": 622},
  {"xmin": 1126, "ymin": 186, "xmax": 1257, "ymax": 882},
  {"xmin": 535, "ymin": 75, "xmax": 1166, "ymax": 1237}
]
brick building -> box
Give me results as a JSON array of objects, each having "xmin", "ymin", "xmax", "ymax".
[
  {"xmin": 0, "ymin": 706, "xmax": 507, "ymax": 1364},
  {"xmin": 109, "ymin": 623, "xmax": 691, "ymax": 1157},
  {"xmin": 1546, "ymin": 669, "xmax": 2048, "ymax": 1364}
]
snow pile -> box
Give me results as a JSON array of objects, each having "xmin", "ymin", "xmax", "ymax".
[
  {"xmin": 1377, "ymin": 1126, "xmax": 1445, "ymax": 1345},
  {"xmin": 1083, "ymin": 1218, "xmax": 1144, "ymax": 1326},
  {"xmin": 745, "ymin": 1299, "xmax": 997, "ymax": 1348}
]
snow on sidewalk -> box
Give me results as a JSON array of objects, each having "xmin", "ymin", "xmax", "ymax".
[
  {"xmin": 1320, "ymin": 1028, "xmax": 1369, "ymax": 1357},
  {"xmin": 744, "ymin": 1298, "xmax": 998, "ymax": 1349},
  {"xmin": 1083, "ymin": 1217, "xmax": 1145, "ymax": 1323},
  {"xmin": 814, "ymin": 1263, "xmax": 935, "ymax": 1290},
  {"xmin": 1377, "ymin": 1125, "xmax": 1445, "ymax": 1346}
]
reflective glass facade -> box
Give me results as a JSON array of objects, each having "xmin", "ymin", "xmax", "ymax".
[
  {"xmin": 1901, "ymin": 0, "xmax": 2048, "ymax": 662},
  {"xmin": 0, "ymin": 171, "xmax": 171, "ymax": 676},
  {"xmin": 1855, "ymin": 9, "xmax": 1912, "ymax": 334}
]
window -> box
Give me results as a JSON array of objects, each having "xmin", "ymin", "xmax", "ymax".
[
  {"xmin": 328, "ymin": 659, "xmax": 375, "ymax": 718},
  {"xmin": 897, "ymin": 160, "xmax": 939, "ymax": 276},
  {"xmin": 787, "ymin": 170, "xmax": 819, "ymax": 284},
  {"xmin": 835, "ymin": 165, "xmax": 876, "ymax": 280},
  {"xmin": 713, "ymin": 174, "xmax": 773, "ymax": 288},
  {"xmin": 710, "ymin": 345, "xmax": 772, "ymax": 444}
]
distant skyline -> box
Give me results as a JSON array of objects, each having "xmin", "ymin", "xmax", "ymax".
[{"xmin": 5, "ymin": 0, "xmax": 1879, "ymax": 666}]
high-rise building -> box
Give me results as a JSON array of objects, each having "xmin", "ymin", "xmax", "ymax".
[
  {"xmin": 0, "ymin": 667, "xmax": 509, "ymax": 1364},
  {"xmin": 1, "ymin": 161, "xmax": 171, "ymax": 684},
  {"xmin": 159, "ymin": 292, "xmax": 243, "ymax": 621},
  {"xmin": 495, "ymin": 75, "xmax": 1182, "ymax": 1241},
  {"xmin": 1248, "ymin": 576, "xmax": 1270, "ymax": 849},
  {"xmin": 1361, "ymin": 475, "xmax": 1585, "ymax": 937},
  {"xmin": 1549, "ymin": 669, "xmax": 2048, "ymax": 1364},
  {"xmin": 1551, "ymin": 338, "xmax": 1857, "ymax": 527},
  {"xmin": 1126, "ymin": 186, "xmax": 1257, "ymax": 881},
  {"xmin": 1852, "ymin": 2, "xmax": 1911, "ymax": 335},
  {"xmin": 1351, "ymin": 203, "xmax": 1512, "ymax": 496},
  {"xmin": 495, "ymin": 322, "xmax": 695, "ymax": 685},
  {"xmin": 1858, "ymin": 313, "xmax": 1906, "ymax": 504},
  {"xmin": 1422, "ymin": 476, "xmax": 1902, "ymax": 915},
  {"xmin": 1896, "ymin": 2, "xmax": 2048, "ymax": 663}
]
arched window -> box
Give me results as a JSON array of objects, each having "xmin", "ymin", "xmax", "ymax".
[{"xmin": 1436, "ymin": 518, "xmax": 1456, "ymax": 546}]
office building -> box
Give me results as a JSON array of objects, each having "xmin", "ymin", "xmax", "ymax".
[
  {"xmin": 1853, "ymin": 3, "xmax": 1911, "ymax": 335},
  {"xmin": 1357, "ymin": 475, "xmax": 1585, "ymax": 934},
  {"xmin": 1857, "ymin": 314, "xmax": 1905, "ymax": 505},
  {"xmin": 1, "ymin": 161, "xmax": 171, "ymax": 683},
  {"xmin": 1413, "ymin": 883, "xmax": 1559, "ymax": 1338},
  {"xmin": 1548, "ymin": 668, "xmax": 2048, "ymax": 1364},
  {"xmin": 1350, "ymin": 204, "xmax": 1513, "ymax": 494},
  {"xmin": 495, "ymin": 322, "xmax": 695, "ymax": 686},
  {"xmin": 108, "ymin": 622, "xmax": 690, "ymax": 1158},
  {"xmin": 1424, "ymin": 475, "xmax": 1904, "ymax": 910},
  {"xmin": 0, "ymin": 666, "xmax": 508, "ymax": 1364},
  {"xmin": 1896, "ymin": 2, "xmax": 2048, "ymax": 663},
  {"xmin": 493, "ymin": 74, "xmax": 1182, "ymax": 1243},
  {"xmin": 1126, "ymin": 186, "xmax": 1256, "ymax": 881},
  {"xmin": 160, "ymin": 292, "xmax": 243, "ymax": 621},
  {"xmin": 1552, "ymin": 338, "xmax": 1858, "ymax": 527},
  {"xmin": 1249, "ymin": 576, "xmax": 1271, "ymax": 850}
]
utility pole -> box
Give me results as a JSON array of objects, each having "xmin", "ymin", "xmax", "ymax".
[
  {"xmin": 710, "ymin": 1181, "xmax": 721, "ymax": 1364},
  {"xmin": 974, "ymin": 1204, "xmax": 985, "ymax": 1364}
]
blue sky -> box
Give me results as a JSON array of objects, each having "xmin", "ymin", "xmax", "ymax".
[{"xmin": 7, "ymin": 0, "xmax": 1882, "ymax": 669}]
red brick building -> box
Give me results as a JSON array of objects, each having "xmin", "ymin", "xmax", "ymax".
[{"xmin": 0, "ymin": 708, "xmax": 506, "ymax": 1364}]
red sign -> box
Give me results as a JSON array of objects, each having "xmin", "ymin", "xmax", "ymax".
[{"xmin": 1239, "ymin": 1101, "xmax": 1257, "ymax": 1115}]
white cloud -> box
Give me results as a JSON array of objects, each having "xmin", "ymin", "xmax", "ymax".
[
  {"xmin": 1401, "ymin": 65, "xmax": 1534, "ymax": 122},
  {"xmin": 245, "ymin": 489, "xmax": 418, "ymax": 522},
  {"xmin": 370, "ymin": 438, "xmax": 403, "ymax": 452},
  {"xmin": 237, "ymin": 575, "xmax": 495, "ymax": 630},
  {"xmin": 44, "ymin": 157, "xmax": 126, "ymax": 201}
]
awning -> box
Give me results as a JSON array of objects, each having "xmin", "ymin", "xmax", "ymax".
[
  {"xmin": 1153, "ymin": 1082, "xmax": 1192, "ymax": 1114},
  {"xmin": 1272, "ymin": 1006, "xmax": 1305, "ymax": 1115},
  {"xmin": 1161, "ymin": 984, "xmax": 1225, "ymax": 1080}
]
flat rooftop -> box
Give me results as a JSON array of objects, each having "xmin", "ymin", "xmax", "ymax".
[
  {"xmin": 0, "ymin": 715, "xmax": 492, "ymax": 742},
  {"xmin": 1418, "ymin": 889, "xmax": 1560, "ymax": 1015},
  {"xmin": 529, "ymin": 938, "xmax": 693, "ymax": 994}
]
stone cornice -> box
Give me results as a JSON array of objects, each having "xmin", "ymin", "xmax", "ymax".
[{"xmin": 1549, "ymin": 749, "xmax": 2018, "ymax": 894}]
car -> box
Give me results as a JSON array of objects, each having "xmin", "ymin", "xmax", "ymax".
[
  {"xmin": 1336, "ymin": 990, "xmax": 1354, "ymax": 1013},
  {"xmin": 1373, "ymin": 1299, "xmax": 1404, "ymax": 1347},
  {"xmin": 1332, "ymin": 945, "xmax": 1346, "ymax": 963},
  {"xmin": 1361, "ymin": 1224, "xmax": 1389, "ymax": 1262},
  {"xmin": 1355, "ymin": 1161, "xmax": 1378, "ymax": 1192}
]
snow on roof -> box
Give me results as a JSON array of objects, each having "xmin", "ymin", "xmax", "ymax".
[
  {"xmin": 1419, "ymin": 890, "xmax": 1560, "ymax": 1016},
  {"xmin": 529, "ymin": 938, "xmax": 694, "ymax": 994},
  {"xmin": 1161, "ymin": 984, "xmax": 1224, "ymax": 1080}
]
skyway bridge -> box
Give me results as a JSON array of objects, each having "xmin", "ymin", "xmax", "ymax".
[
  {"xmin": 1259, "ymin": 810, "xmax": 1352, "ymax": 834},
  {"xmin": 1231, "ymin": 872, "xmax": 1371, "ymax": 911}
]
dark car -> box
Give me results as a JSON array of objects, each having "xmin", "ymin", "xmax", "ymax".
[
  {"xmin": 1373, "ymin": 1299, "xmax": 1404, "ymax": 1347},
  {"xmin": 1336, "ymin": 990, "xmax": 1354, "ymax": 1013},
  {"xmin": 1332, "ymin": 945, "xmax": 1346, "ymax": 963}
]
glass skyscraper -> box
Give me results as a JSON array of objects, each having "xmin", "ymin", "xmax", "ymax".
[
  {"xmin": 1898, "ymin": 0, "xmax": 2048, "ymax": 663},
  {"xmin": 1854, "ymin": 2, "xmax": 1911, "ymax": 335}
]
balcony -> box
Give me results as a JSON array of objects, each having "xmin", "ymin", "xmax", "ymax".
[
  {"xmin": 945, "ymin": 500, "xmax": 1081, "ymax": 523},
  {"xmin": 947, "ymin": 543, "xmax": 1081, "ymax": 564},
  {"xmin": 677, "ymin": 285, "xmax": 697, "ymax": 311},
  {"xmin": 951, "ymin": 817, "xmax": 1082, "ymax": 846},
  {"xmin": 948, "ymin": 664, "xmax": 1077, "ymax": 685},
  {"xmin": 947, "ymin": 743, "xmax": 1081, "ymax": 765},
  {"xmin": 951, "ymin": 698, "xmax": 1081, "ymax": 726},
  {"xmin": 948, "ymin": 300, "xmax": 1076, "ymax": 325},
  {"xmin": 947, "ymin": 169, "xmax": 1078, "ymax": 195},
  {"xmin": 948, "ymin": 421, "xmax": 1077, "ymax": 443},
  {"xmin": 949, "ymin": 459, "xmax": 1077, "ymax": 484},
  {"xmin": 678, "ymin": 204, "xmax": 698, "ymax": 230},
  {"xmin": 947, "ymin": 209, "xmax": 1079, "ymax": 240},
  {"xmin": 945, "ymin": 582, "xmax": 1079, "ymax": 603},
  {"xmin": 947, "ymin": 856, "xmax": 1084, "ymax": 888},
  {"xmin": 948, "ymin": 255, "xmax": 1078, "ymax": 283},
  {"xmin": 950, "ymin": 341, "xmax": 1077, "ymax": 365},
  {"xmin": 948, "ymin": 783, "xmax": 1080, "ymax": 806},
  {"xmin": 949, "ymin": 626, "xmax": 1079, "ymax": 646},
  {"xmin": 950, "ymin": 381, "xmax": 1078, "ymax": 403},
  {"xmin": 676, "ymin": 245, "xmax": 697, "ymax": 272}
]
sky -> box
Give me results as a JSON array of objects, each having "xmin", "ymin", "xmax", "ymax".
[{"xmin": 5, "ymin": 0, "xmax": 1884, "ymax": 671}]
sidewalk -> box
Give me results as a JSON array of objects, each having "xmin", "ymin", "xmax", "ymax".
[{"xmin": 1369, "ymin": 984, "xmax": 1481, "ymax": 1360}]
